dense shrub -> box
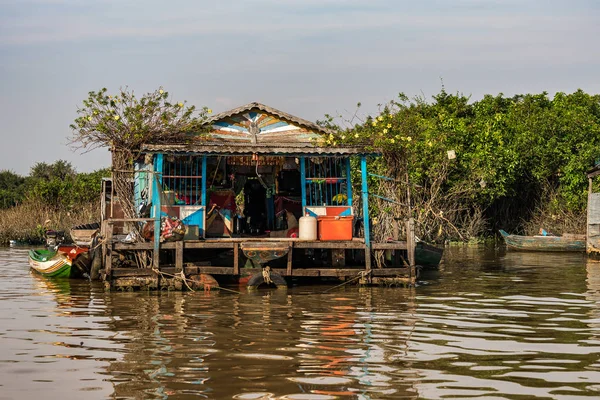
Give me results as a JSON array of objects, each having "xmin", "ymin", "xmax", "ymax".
[{"xmin": 322, "ymin": 89, "xmax": 600, "ymax": 241}]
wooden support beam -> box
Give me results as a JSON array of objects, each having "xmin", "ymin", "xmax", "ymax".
[
  {"xmin": 233, "ymin": 243, "xmax": 240, "ymax": 275},
  {"xmin": 372, "ymin": 268, "xmax": 413, "ymax": 277},
  {"xmin": 293, "ymin": 241, "xmax": 365, "ymax": 249},
  {"xmin": 105, "ymin": 221, "xmax": 113, "ymax": 279},
  {"xmin": 111, "ymin": 266, "xmax": 414, "ymax": 279},
  {"xmin": 175, "ymin": 240, "xmax": 183, "ymax": 272},
  {"xmin": 286, "ymin": 245, "xmax": 293, "ymax": 275},
  {"xmin": 185, "ymin": 241, "xmax": 235, "ymax": 249},
  {"xmin": 114, "ymin": 241, "xmax": 236, "ymax": 250},
  {"xmin": 371, "ymin": 242, "xmax": 408, "ymax": 250},
  {"xmin": 407, "ymin": 218, "xmax": 415, "ymax": 267},
  {"xmin": 331, "ymin": 248, "xmax": 345, "ymax": 268},
  {"xmin": 105, "ymin": 218, "xmax": 155, "ymax": 223},
  {"xmin": 112, "ymin": 268, "xmax": 156, "ymax": 277}
]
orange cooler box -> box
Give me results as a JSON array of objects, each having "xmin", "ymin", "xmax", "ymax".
[{"xmin": 317, "ymin": 216, "xmax": 354, "ymax": 241}]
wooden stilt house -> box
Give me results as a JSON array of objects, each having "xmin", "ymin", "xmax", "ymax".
[{"xmin": 101, "ymin": 102, "xmax": 416, "ymax": 290}]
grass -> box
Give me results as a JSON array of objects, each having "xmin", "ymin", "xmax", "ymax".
[{"xmin": 0, "ymin": 200, "xmax": 99, "ymax": 245}]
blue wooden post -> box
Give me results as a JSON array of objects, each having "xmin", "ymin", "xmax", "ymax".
[
  {"xmin": 360, "ymin": 155, "xmax": 370, "ymax": 245},
  {"xmin": 345, "ymin": 157, "xmax": 353, "ymax": 207},
  {"xmin": 200, "ymin": 155, "xmax": 207, "ymax": 237},
  {"xmin": 201, "ymin": 155, "xmax": 207, "ymax": 207},
  {"xmin": 360, "ymin": 155, "xmax": 371, "ymax": 272},
  {"xmin": 300, "ymin": 157, "xmax": 307, "ymax": 213},
  {"xmin": 152, "ymin": 153, "xmax": 163, "ymax": 269}
]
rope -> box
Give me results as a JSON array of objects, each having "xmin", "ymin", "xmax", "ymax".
[
  {"xmin": 322, "ymin": 271, "xmax": 369, "ymax": 293},
  {"xmin": 149, "ymin": 268, "xmax": 244, "ymax": 294},
  {"xmin": 262, "ymin": 266, "xmax": 273, "ymax": 285}
]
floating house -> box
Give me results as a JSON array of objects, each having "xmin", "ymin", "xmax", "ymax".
[{"xmin": 100, "ymin": 102, "xmax": 416, "ymax": 290}]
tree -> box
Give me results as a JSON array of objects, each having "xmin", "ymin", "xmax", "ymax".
[
  {"xmin": 0, "ymin": 170, "xmax": 25, "ymax": 209},
  {"xmin": 69, "ymin": 87, "xmax": 210, "ymax": 219},
  {"xmin": 69, "ymin": 87, "xmax": 210, "ymax": 265}
]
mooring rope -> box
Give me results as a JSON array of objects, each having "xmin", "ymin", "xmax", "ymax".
[
  {"xmin": 322, "ymin": 271, "xmax": 369, "ymax": 293},
  {"xmin": 150, "ymin": 268, "xmax": 244, "ymax": 295},
  {"xmin": 262, "ymin": 266, "xmax": 273, "ymax": 285}
]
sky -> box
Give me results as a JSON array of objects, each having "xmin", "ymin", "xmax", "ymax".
[{"xmin": 1, "ymin": 0, "xmax": 599, "ymax": 175}]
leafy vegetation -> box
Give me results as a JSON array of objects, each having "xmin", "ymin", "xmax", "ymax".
[
  {"xmin": 0, "ymin": 161, "xmax": 109, "ymax": 245},
  {"xmin": 321, "ymin": 89, "xmax": 600, "ymax": 241}
]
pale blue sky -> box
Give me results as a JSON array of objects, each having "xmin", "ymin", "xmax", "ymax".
[{"xmin": 1, "ymin": 0, "xmax": 599, "ymax": 174}]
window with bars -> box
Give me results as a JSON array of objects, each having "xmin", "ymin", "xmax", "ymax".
[
  {"xmin": 304, "ymin": 157, "xmax": 350, "ymax": 206},
  {"xmin": 161, "ymin": 156, "xmax": 203, "ymax": 205}
]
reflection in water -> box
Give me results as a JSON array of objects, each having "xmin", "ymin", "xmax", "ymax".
[{"xmin": 1, "ymin": 246, "xmax": 600, "ymax": 399}]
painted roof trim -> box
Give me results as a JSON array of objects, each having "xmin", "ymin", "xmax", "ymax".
[
  {"xmin": 203, "ymin": 102, "xmax": 334, "ymax": 136},
  {"xmin": 141, "ymin": 143, "xmax": 367, "ymax": 156}
]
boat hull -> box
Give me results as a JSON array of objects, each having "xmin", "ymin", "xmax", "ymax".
[
  {"xmin": 28, "ymin": 249, "xmax": 72, "ymax": 278},
  {"xmin": 415, "ymin": 242, "xmax": 444, "ymax": 268},
  {"xmin": 499, "ymin": 230, "xmax": 585, "ymax": 252},
  {"xmin": 240, "ymin": 242, "xmax": 290, "ymax": 265},
  {"xmin": 28, "ymin": 246, "xmax": 92, "ymax": 278}
]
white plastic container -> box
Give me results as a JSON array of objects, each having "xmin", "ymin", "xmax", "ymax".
[{"xmin": 299, "ymin": 214, "xmax": 317, "ymax": 240}]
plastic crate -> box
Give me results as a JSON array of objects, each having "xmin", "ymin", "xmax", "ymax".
[{"xmin": 317, "ymin": 216, "xmax": 354, "ymax": 241}]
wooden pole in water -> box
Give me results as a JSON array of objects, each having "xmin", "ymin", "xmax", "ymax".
[
  {"xmin": 105, "ymin": 221, "xmax": 113, "ymax": 280},
  {"xmin": 407, "ymin": 217, "xmax": 415, "ymax": 268}
]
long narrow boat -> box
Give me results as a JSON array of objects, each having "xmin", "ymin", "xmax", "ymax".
[
  {"xmin": 415, "ymin": 241, "xmax": 444, "ymax": 268},
  {"xmin": 28, "ymin": 246, "xmax": 91, "ymax": 278},
  {"xmin": 499, "ymin": 230, "xmax": 585, "ymax": 252}
]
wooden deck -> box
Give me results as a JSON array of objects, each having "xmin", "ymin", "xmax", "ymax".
[{"xmin": 101, "ymin": 219, "xmax": 416, "ymax": 290}]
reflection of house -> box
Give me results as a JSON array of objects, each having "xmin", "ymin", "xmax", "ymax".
[
  {"xmin": 101, "ymin": 102, "xmax": 416, "ymax": 289},
  {"xmin": 587, "ymin": 165, "xmax": 600, "ymax": 258}
]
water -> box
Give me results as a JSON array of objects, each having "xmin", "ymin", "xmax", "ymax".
[{"xmin": 1, "ymin": 246, "xmax": 600, "ymax": 399}]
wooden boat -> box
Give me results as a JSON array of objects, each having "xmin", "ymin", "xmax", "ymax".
[
  {"xmin": 415, "ymin": 241, "xmax": 444, "ymax": 268},
  {"xmin": 70, "ymin": 222, "xmax": 100, "ymax": 246},
  {"xmin": 29, "ymin": 245, "xmax": 92, "ymax": 278},
  {"xmin": 499, "ymin": 230, "xmax": 585, "ymax": 252},
  {"xmin": 240, "ymin": 241, "xmax": 290, "ymax": 265}
]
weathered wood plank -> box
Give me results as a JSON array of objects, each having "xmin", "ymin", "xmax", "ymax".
[
  {"xmin": 286, "ymin": 245, "xmax": 293, "ymax": 275},
  {"xmin": 112, "ymin": 268, "xmax": 156, "ymax": 277},
  {"xmin": 371, "ymin": 242, "xmax": 408, "ymax": 250},
  {"xmin": 407, "ymin": 218, "xmax": 416, "ymax": 267},
  {"xmin": 184, "ymin": 266, "xmax": 234, "ymax": 275},
  {"xmin": 233, "ymin": 243, "xmax": 240, "ymax": 275},
  {"xmin": 105, "ymin": 218, "xmax": 155, "ymax": 223},
  {"xmin": 184, "ymin": 241, "xmax": 235, "ymax": 249},
  {"xmin": 111, "ymin": 266, "xmax": 411, "ymax": 279},
  {"xmin": 372, "ymin": 268, "xmax": 411, "ymax": 277},
  {"xmin": 105, "ymin": 222, "xmax": 113, "ymax": 278},
  {"xmin": 294, "ymin": 241, "xmax": 366, "ymax": 249},
  {"xmin": 175, "ymin": 240, "xmax": 183, "ymax": 272}
]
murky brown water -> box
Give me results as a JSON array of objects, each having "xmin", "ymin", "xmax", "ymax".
[{"xmin": 1, "ymin": 246, "xmax": 600, "ymax": 399}]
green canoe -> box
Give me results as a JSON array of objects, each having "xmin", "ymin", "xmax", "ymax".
[{"xmin": 28, "ymin": 249, "xmax": 72, "ymax": 278}]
